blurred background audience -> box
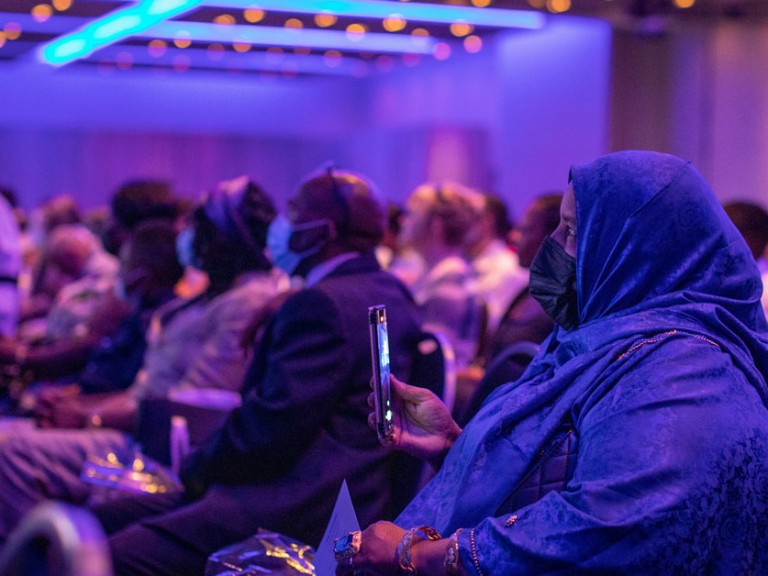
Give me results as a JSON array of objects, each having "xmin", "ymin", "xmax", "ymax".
[
  {"xmin": 398, "ymin": 181, "xmax": 486, "ymax": 368},
  {"xmin": 0, "ymin": 176, "xmax": 283, "ymax": 545},
  {"xmin": 0, "ymin": 189, "xmax": 21, "ymax": 342},
  {"xmin": 467, "ymin": 193, "xmax": 528, "ymax": 338},
  {"xmin": 456, "ymin": 192, "xmax": 562, "ymax": 424},
  {"xmin": 723, "ymin": 200, "xmax": 768, "ymax": 318}
]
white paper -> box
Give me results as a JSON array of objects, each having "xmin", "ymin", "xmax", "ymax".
[{"xmin": 314, "ymin": 479, "xmax": 360, "ymax": 576}]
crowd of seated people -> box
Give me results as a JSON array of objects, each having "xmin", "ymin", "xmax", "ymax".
[
  {"xmin": 0, "ymin": 182, "xmax": 182, "ymax": 403},
  {"xmin": 0, "ymin": 152, "xmax": 766, "ymax": 576},
  {"xmin": 0, "ymin": 175, "xmax": 283, "ymax": 544}
]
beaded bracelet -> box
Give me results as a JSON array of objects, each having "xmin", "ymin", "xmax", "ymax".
[
  {"xmin": 469, "ymin": 528, "xmax": 485, "ymax": 576},
  {"xmin": 397, "ymin": 525, "xmax": 442, "ymax": 575},
  {"xmin": 444, "ymin": 529, "xmax": 463, "ymax": 576}
]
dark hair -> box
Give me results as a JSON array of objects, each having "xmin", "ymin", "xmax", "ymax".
[
  {"xmin": 532, "ymin": 193, "xmax": 564, "ymax": 234},
  {"xmin": 423, "ymin": 182, "xmax": 483, "ymax": 248},
  {"xmin": 111, "ymin": 180, "xmax": 178, "ymax": 229},
  {"xmin": 42, "ymin": 195, "xmax": 81, "ymax": 232},
  {"xmin": 484, "ymin": 194, "xmax": 512, "ymax": 239},
  {"xmin": 0, "ymin": 186, "xmax": 17, "ymax": 208},
  {"xmin": 129, "ymin": 219, "xmax": 184, "ymax": 288},
  {"xmin": 386, "ymin": 204, "xmax": 404, "ymax": 236},
  {"xmin": 723, "ymin": 200, "xmax": 768, "ymax": 260},
  {"xmin": 299, "ymin": 169, "xmax": 385, "ymax": 252}
]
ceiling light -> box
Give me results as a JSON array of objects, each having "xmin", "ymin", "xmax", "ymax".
[
  {"xmin": 140, "ymin": 21, "xmax": 436, "ymax": 54},
  {"xmin": 203, "ymin": 0, "xmax": 545, "ymax": 29},
  {"xmin": 38, "ymin": 0, "xmax": 205, "ymax": 65}
]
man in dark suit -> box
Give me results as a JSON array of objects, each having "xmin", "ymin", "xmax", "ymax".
[{"xmin": 95, "ymin": 168, "xmax": 425, "ymax": 576}]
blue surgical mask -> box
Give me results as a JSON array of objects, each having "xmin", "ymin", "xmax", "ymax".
[
  {"xmin": 175, "ymin": 227, "xmax": 200, "ymax": 269},
  {"xmin": 266, "ymin": 215, "xmax": 332, "ymax": 276}
]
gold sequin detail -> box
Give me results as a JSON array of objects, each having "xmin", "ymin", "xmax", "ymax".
[{"xmin": 615, "ymin": 329, "xmax": 719, "ymax": 361}]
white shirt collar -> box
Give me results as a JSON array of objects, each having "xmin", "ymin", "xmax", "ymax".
[{"xmin": 305, "ymin": 252, "xmax": 362, "ymax": 287}]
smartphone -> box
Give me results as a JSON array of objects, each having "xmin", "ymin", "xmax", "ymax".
[{"xmin": 368, "ymin": 304, "xmax": 394, "ymax": 441}]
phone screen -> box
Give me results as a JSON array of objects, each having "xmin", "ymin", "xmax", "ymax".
[{"xmin": 368, "ymin": 305, "xmax": 393, "ymax": 441}]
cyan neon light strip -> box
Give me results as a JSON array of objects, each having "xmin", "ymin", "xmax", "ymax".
[
  {"xmin": 38, "ymin": 0, "xmax": 205, "ymax": 65},
  {"xmin": 139, "ymin": 21, "xmax": 436, "ymax": 54},
  {"xmin": 34, "ymin": 0, "xmax": 544, "ymax": 67},
  {"xmin": 203, "ymin": 0, "xmax": 546, "ymax": 29}
]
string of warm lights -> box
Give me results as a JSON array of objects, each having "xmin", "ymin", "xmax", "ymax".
[{"xmin": 0, "ymin": 0, "xmax": 702, "ymax": 74}]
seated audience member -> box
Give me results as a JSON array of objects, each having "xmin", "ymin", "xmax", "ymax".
[
  {"xmin": 334, "ymin": 151, "xmax": 768, "ymax": 576},
  {"xmin": 0, "ymin": 177, "xmax": 282, "ymax": 542},
  {"xmin": 377, "ymin": 204, "xmax": 424, "ymax": 287},
  {"xmin": 38, "ymin": 194, "xmax": 81, "ymax": 234},
  {"xmin": 0, "ymin": 220, "xmax": 182, "ymax": 397},
  {"xmin": 488, "ymin": 192, "xmax": 562, "ymax": 360},
  {"xmin": 89, "ymin": 167, "xmax": 425, "ymax": 576},
  {"xmin": 0, "ymin": 189, "xmax": 21, "ymax": 340},
  {"xmin": 455, "ymin": 193, "xmax": 561, "ymax": 422},
  {"xmin": 0, "ymin": 225, "xmax": 121, "ymax": 392},
  {"xmin": 19, "ymin": 195, "xmax": 86, "ymax": 319},
  {"xmin": 34, "ymin": 224, "xmax": 119, "ymax": 341},
  {"xmin": 101, "ymin": 179, "xmax": 179, "ymax": 257},
  {"xmin": 375, "ymin": 203, "xmax": 404, "ymax": 269},
  {"xmin": 723, "ymin": 200, "xmax": 768, "ymax": 319},
  {"xmin": 76, "ymin": 219, "xmax": 184, "ymax": 394},
  {"xmin": 400, "ymin": 182, "xmax": 485, "ymax": 367},
  {"xmin": 467, "ymin": 193, "xmax": 528, "ymax": 336},
  {"xmin": 9, "ymin": 224, "xmax": 119, "ymax": 350}
]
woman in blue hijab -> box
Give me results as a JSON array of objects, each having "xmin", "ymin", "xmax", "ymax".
[{"xmin": 336, "ymin": 151, "xmax": 768, "ymax": 575}]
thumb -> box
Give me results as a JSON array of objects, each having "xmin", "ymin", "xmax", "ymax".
[{"xmin": 390, "ymin": 374, "xmax": 426, "ymax": 402}]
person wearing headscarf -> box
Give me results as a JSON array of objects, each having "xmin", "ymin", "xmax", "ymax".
[{"xmin": 334, "ymin": 151, "xmax": 768, "ymax": 575}]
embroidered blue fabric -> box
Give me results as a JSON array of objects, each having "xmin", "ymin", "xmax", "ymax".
[{"xmin": 396, "ymin": 151, "xmax": 768, "ymax": 574}]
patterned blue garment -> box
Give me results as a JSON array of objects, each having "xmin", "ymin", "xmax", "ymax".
[{"xmin": 397, "ymin": 151, "xmax": 768, "ymax": 575}]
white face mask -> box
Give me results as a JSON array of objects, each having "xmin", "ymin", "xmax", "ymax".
[{"xmin": 266, "ymin": 215, "xmax": 334, "ymax": 276}]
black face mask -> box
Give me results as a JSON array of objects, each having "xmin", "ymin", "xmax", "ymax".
[{"xmin": 529, "ymin": 236, "xmax": 579, "ymax": 330}]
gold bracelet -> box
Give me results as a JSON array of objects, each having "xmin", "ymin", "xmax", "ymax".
[
  {"xmin": 444, "ymin": 529, "xmax": 463, "ymax": 576},
  {"xmin": 397, "ymin": 526, "xmax": 442, "ymax": 575}
]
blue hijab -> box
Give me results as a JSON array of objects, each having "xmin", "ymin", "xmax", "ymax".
[
  {"xmin": 397, "ymin": 152, "xmax": 768, "ymax": 569},
  {"xmin": 569, "ymin": 150, "xmax": 768, "ymax": 402}
]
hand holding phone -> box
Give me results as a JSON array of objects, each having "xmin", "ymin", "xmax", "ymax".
[{"xmin": 368, "ymin": 305, "xmax": 394, "ymax": 441}]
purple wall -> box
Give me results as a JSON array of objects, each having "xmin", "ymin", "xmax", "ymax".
[
  {"xmin": 611, "ymin": 22, "xmax": 768, "ymax": 206},
  {"xmin": 0, "ymin": 16, "xmax": 612, "ymax": 219}
]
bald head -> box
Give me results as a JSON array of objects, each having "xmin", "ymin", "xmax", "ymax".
[{"xmin": 292, "ymin": 169, "xmax": 385, "ymax": 252}]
